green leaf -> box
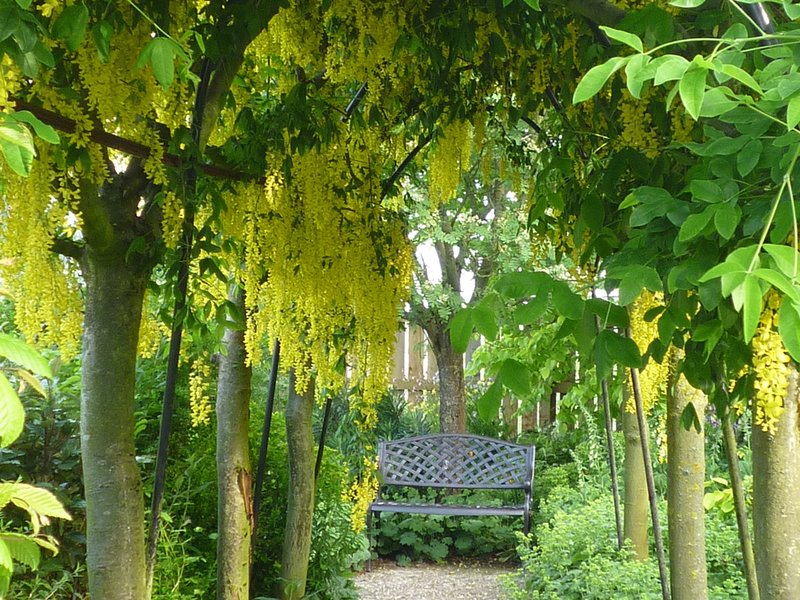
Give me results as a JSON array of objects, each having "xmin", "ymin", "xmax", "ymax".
[
  {"xmin": 0, "ymin": 6, "xmax": 21, "ymax": 43},
  {"xmin": 586, "ymin": 298, "xmax": 630, "ymax": 328},
  {"xmin": 0, "ymin": 534, "xmax": 40, "ymax": 570},
  {"xmin": 737, "ymin": 139, "xmax": 762, "ymax": 176},
  {"xmin": 512, "ymin": 294, "xmax": 549, "ymax": 325},
  {"xmin": 692, "ymin": 319, "xmax": 723, "ymax": 357},
  {"xmin": 0, "ymin": 540, "xmax": 12, "ymax": 575},
  {"xmin": 763, "ymin": 244, "xmax": 800, "ymax": 278},
  {"xmin": 719, "ymin": 64, "xmax": 763, "ymax": 94},
  {"xmin": 595, "ymin": 329, "xmax": 642, "ymax": 378},
  {"xmin": 652, "ymin": 54, "xmax": 690, "ymax": 85},
  {"xmin": 149, "ymin": 37, "xmax": 177, "ymax": 89},
  {"xmin": 477, "ymin": 380, "xmax": 503, "ymax": 422},
  {"xmin": 679, "ymin": 59, "xmax": 708, "ymax": 120},
  {"xmin": 742, "ymin": 274, "xmax": 763, "ymax": 342},
  {"xmin": 448, "ymin": 308, "xmax": 473, "ymax": 354},
  {"xmin": 498, "ymin": 359, "xmax": 531, "ymax": 397},
  {"xmin": 0, "ymin": 333, "xmax": 52, "ymax": 378},
  {"xmin": 0, "ymin": 373, "xmax": 24, "ymax": 448},
  {"xmin": 92, "ymin": 21, "xmax": 113, "ymax": 63},
  {"xmin": 523, "ymin": 0, "xmax": 541, "ymax": 8},
  {"xmin": 607, "ymin": 264, "xmax": 662, "ymax": 306},
  {"xmin": 751, "ymin": 269, "xmax": 800, "ymax": 303},
  {"xmin": 52, "ymin": 4, "xmax": 89, "ymax": 52},
  {"xmin": 3, "ymin": 483, "xmax": 72, "ymax": 521},
  {"xmin": 551, "ymin": 281, "xmax": 584, "ymax": 320},
  {"xmin": 690, "ymin": 179, "xmax": 725, "ymax": 203},
  {"xmin": 471, "ymin": 303, "xmax": 498, "ymax": 342},
  {"xmin": 9, "ymin": 111, "xmax": 59, "ymax": 144},
  {"xmin": 714, "ymin": 204, "xmax": 739, "ymax": 240},
  {"xmin": 0, "ymin": 118, "xmax": 35, "ymax": 176},
  {"xmin": 599, "ymin": 26, "xmax": 644, "ymax": 53},
  {"xmin": 625, "ymin": 54, "xmax": 651, "ymax": 98},
  {"xmin": 778, "ymin": 300, "xmax": 800, "ymax": 362},
  {"xmin": 573, "ymin": 57, "xmax": 627, "ymax": 104},
  {"xmin": 494, "ymin": 271, "xmax": 551, "ymax": 299},
  {"xmin": 680, "ymin": 401, "xmax": 702, "ymax": 433},
  {"xmin": 678, "ymin": 206, "xmax": 715, "ymax": 242}
]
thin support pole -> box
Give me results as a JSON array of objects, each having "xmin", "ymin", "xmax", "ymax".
[
  {"xmin": 252, "ymin": 338, "xmax": 281, "ymax": 542},
  {"xmin": 629, "ymin": 362, "xmax": 671, "ymax": 600},
  {"xmin": 314, "ymin": 394, "xmax": 334, "ymax": 480},
  {"xmin": 722, "ymin": 409, "xmax": 760, "ymax": 600},
  {"xmin": 145, "ymin": 60, "xmax": 212, "ymax": 590},
  {"xmin": 600, "ymin": 373, "xmax": 623, "ymax": 550}
]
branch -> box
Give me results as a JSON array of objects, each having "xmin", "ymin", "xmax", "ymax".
[
  {"xmin": 14, "ymin": 100, "xmax": 262, "ymax": 182},
  {"xmin": 50, "ymin": 236, "xmax": 84, "ymax": 260},
  {"xmin": 381, "ymin": 134, "xmax": 433, "ymax": 198}
]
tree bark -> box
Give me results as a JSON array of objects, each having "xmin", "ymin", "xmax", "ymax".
[
  {"xmin": 667, "ymin": 370, "xmax": 708, "ymax": 600},
  {"xmin": 752, "ymin": 365, "xmax": 800, "ymax": 600},
  {"xmin": 216, "ymin": 287, "xmax": 252, "ymax": 600},
  {"xmin": 80, "ymin": 248, "xmax": 148, "ymax": 600},
  {"xmin": 279, "ymin": 371, "xmax": 316, "ymax": 600},
  {"xmin": 429, "ymin": 323, "xmax": 466, "ymax": 433},
  {"xmin": 622, "ymin": 407, "xmax": 649, "ymax": 561},
  {"xmin": 77, "ymin": 162, "xmax": 154, "ymax": 600}
]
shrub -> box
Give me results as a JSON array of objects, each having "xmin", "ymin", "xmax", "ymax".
[
  {"xmin": 251, "ymin": 412, "xmax": 367, "ymax": 600},
  {"xmin": 372, "ymin": 488, "xmax": 521, "ymax": 563}
]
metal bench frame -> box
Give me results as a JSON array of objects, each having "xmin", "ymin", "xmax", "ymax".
[{"xmin": 366, "ymin": 433, "xmax": 535, "ymax": 566}]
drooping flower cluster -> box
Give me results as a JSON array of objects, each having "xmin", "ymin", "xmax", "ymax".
[
  {"xmin": 189, "ymin": 359, "xmax": 213, "ymax": 427},
  {"xmin": 628, "ymin": 290, "xmax": 669, "ymax": 414},
  {"xmin": 752, "ymin": 292, "xmax": 792, "ymax": 434}
]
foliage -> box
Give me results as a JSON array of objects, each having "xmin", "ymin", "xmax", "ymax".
[
  {"xmin": 372, "ymin": 488, "xmax": 520, "ymax": 564},
  {"xmin": 0, "ymin": 333, "xmax": 70, "ymax": 596},
  {"xmin": 251, "ymin": 412, "xmax": 367, "ymax": 600}
]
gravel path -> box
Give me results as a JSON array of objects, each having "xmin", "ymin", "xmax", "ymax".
[{"xmin": 354, "ymin": 561, "xmax": 515, "ymax": 600}]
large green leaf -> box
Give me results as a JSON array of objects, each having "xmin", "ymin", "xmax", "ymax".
[
  {"xmin": 573, "ymin": 57, "xmax": 627, "ymax": 104},
  {"xmin": 448, "ymin": 308, "xmax": 474, "ymax": 354},
  {"xmin": 0, "ymin": 373, "xmax": 24, "ymax": 448},
  {"xmin": 595, "ymin": 330, "xmax": 643, "ymax": 379},
  {"xmin": 52, "ymin": 4, "xmax": 89, "ymax": 51},
  {"xmin": 763, "ymin": 244, "xmax": 800, "ymax": 279},
  {"xmin": 551, "ymin": 281, "xmax": 584, "ymax": 320},
  {"xmin": 0, "ymin": 533, "xmax": 40, "ymax": 570},
  {"xmin": 599, "ymin": 26, "xmax": 644, "ymax": 53},
  {"xmin": 498, "ymin": 359, "xmax": 531, "ymax": 397},
  {"xmin": 679, "ymin": 59, "xmax": 708, "ymax": 120},
  {"xmin": 494, "ymin": 271, "xmax": 550, "ymax": 299},
  {"xmin": 149, "ymin": 37, "xmax": 178, "ymax": 89},
  {"xmin": 742, "ymin": 274, "xmax": 763, "ymax": 342},
  {"xmin": 476, "ymin": 379, "xmax": 503, "ymax": 422},
  {"xmin": 778, "ymin": 300, "xmax": 800, "ymax": 362},
  {"xmin": 3, "ymin": 483, "xmax": 72, "ymax": 521},
  {"xmin": 471, "ymin": 303, "xmax": 498, "ymax": 342},
  {"xmin": 0, "ymin": 119, "xmax": 35, "ymax": 177},
  {"xmin": 0, "ymin": 333, "xmax": 52, "ymax": 378}
]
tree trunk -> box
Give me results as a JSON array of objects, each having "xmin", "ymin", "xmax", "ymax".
[
  {"xmin": 80, "ymin": 249, "xmax": 148, "ymax": 600},
  {"xmin": 279, "ymin": 371, "xmax": 316, "ymax": 600},
  {"xmin": 216, "ymin": 287, "xmax": 252, "ymax": 600},
  {"xmin": 752, "ymin": 366, "xmax": 800, "ymax": 600},
  {"xmin": 622, "ymin": 407, "xmax": 649, "ymax": 560},
  {"xmin": 667, "ymin": 370, "xmax": 708, "ymax": 600},
  {"xmin": 429, "ymin": 325, "xmax": 466, "ymax": 433}
]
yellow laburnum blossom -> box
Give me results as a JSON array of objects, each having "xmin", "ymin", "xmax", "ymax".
[
  {"xmin": 189, "ymin": 360, "xmax": 213, "ymax": 428},
  {"xmin": 628, "ymin": 290, "xmax": 669, "ymax": 413},
  {"xmin": 752, "ymin": 292, "xmax": 791, "ymax": 434}
]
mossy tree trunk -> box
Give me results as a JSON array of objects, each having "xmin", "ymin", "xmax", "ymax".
[
  {"xmin": 667, "ymin": 371, "xmax": 708, "ymax": 600},
  {"xmin": 622, "ymin": 407, "xmax": 649, "ymax": 560},
  {"xmin": 216, "ymin": 287, "xmax": 252, "ymax": 600},
  {"xmin": 752, "ymin": 366, "xmax": 800, "ymax": 600},
  {"xmin": 78, "ymin": 165, "xmax": 154, "ymax": 600},
  {"xmin": 279, "ymin": 370, "xmax": 316, "ymax": 600}
]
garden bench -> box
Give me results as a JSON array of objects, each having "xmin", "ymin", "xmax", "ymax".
[{"xmin": 366, "ymin": 434, "xmax": 535, "ymax": 567}]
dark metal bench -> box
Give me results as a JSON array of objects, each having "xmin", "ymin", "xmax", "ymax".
[{"xmin": 366, "ymin": 434, "xmax": 535, "ymax": 565}]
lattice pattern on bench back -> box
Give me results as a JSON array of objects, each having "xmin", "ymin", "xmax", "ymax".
[{"xmin": 378, "ymin": 434, "xmax": 532, "ymax": 489}]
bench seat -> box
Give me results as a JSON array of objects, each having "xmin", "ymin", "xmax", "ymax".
[{"xmin": 370, "ymin": 500, "xmax": 526, "ymax": 517}]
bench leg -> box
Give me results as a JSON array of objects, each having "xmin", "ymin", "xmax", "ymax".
[
  {"xmin": 366, "ymin": 509, "xmax": 373, "ymax": 572},
  {"xmin": 524, "ymin": 511, "xmax": 530, "ymax": 536}
]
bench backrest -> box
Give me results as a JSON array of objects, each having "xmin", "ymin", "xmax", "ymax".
[{"xmin": 377, "ymin": 434, "xmax": 535, "ymax": 490}]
